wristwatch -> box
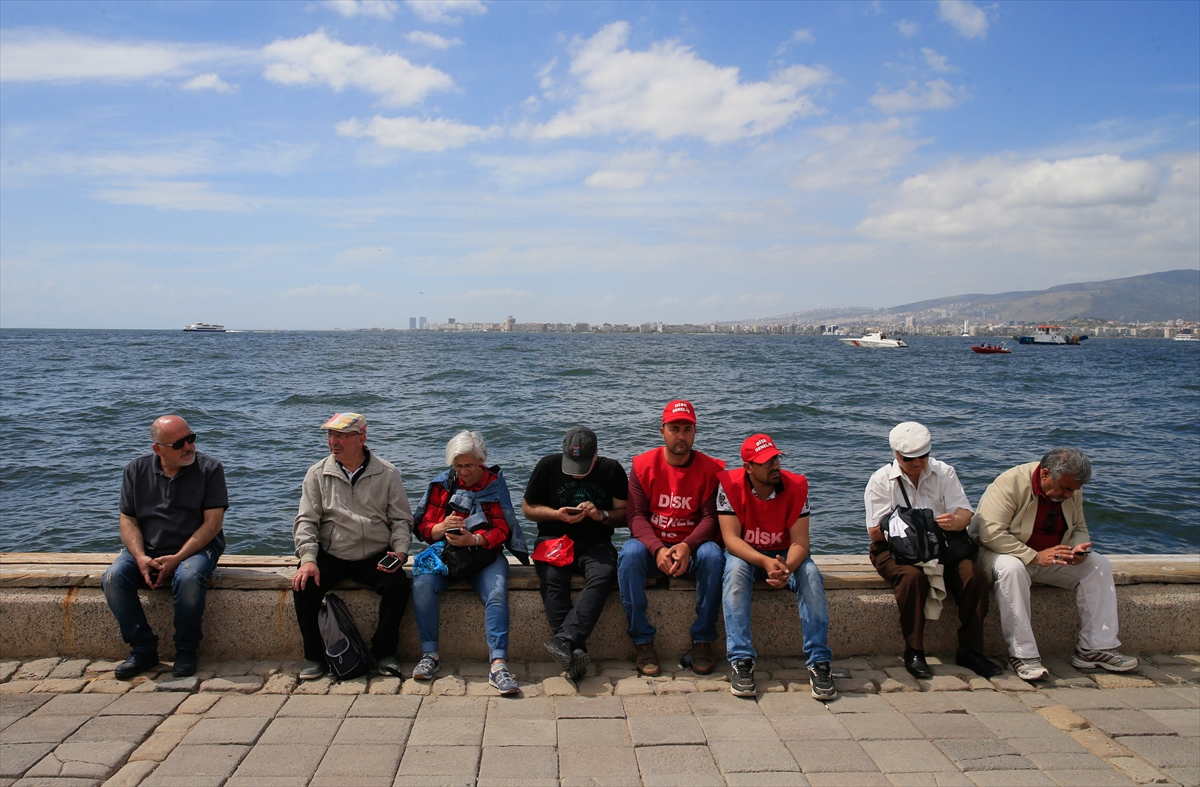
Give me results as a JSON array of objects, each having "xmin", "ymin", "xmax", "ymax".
[{"xmin": 602, "ymin": 510, "xmax": 610, "ymax": 520}]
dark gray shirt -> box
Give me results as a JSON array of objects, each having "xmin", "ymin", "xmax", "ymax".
[{"xmin": 119, "ymin": 451, "xmax": 229, "ymax": 557}]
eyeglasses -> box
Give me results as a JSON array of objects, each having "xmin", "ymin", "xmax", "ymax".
[
  {"xmin": 899, "ymin": 452, "xmax": 929, "ymax": 463},
  {"xmin": 156, "ymin": 433, "xmax": 196, "ymax": 451},
  {"xmin": 453, "ymin": 461, "xmax": 481, "ymax": 472}
]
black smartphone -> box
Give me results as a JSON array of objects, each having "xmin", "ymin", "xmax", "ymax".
[
  {"xmin": 378, "ymin": 554, "xmax": 400, "ymax": 570},
  {"xmin": 445, "ymin": 527, "xmax": 465, "ymax": 536}
]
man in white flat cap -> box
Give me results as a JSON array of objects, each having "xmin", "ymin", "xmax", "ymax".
[{"xmin": 864, "ymin": 422, "xmax": 1000, "ymax": 681}]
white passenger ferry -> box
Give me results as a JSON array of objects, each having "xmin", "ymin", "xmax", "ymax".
[{"xmin": 183, "ymin": 322, "xmax": 226, "ymax": 332}]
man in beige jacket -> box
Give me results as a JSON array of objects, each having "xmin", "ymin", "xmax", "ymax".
[
  {"xmin": 972, "ymin": 447, "xmax": 1136, "ymax": 681},
  {"xmin": 292, "ymin": 412, "xmax": 414, "ymax": 680}
]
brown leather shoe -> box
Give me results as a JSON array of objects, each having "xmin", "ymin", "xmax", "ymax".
[
  {"xmin": 635, "ymin": 642, "xmax": 660, "ymax": 676},
  {"xmin": 690, "ymin": 641, "xmax": 715, "ymax": 675}
]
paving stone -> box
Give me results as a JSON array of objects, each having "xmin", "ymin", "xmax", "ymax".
[
  {"xmin": 688, "ymin": 691, "xmax": 766, "ymax": 716},
  {"xmin": 827, "ymin": 694, "xmax": 892, "ymax": 714},
  {"xmin": 655, "ymin": 679, "xmax": 697, "ymax": 694},
  {"xmin": 974, "ymin": 711, "xmax": 1061, "ymax": 739},
  {"xmin": 175, "ymin": 695, "xmax": 219, "ymax": 715},
  {"xmin": 276, "ymin": 694, "xmax": 354, "ymax": 717},
  {"xmin": 695, "ymin": 679, "xmax": 729, "ymax": 692},
  {"xmin": 575, "ymin": 676, "xmax": 614, "ymax": 696},
  {"xmin": 1041, "ymin": 688, "xmax": 1123, "ymax": 710},
  {"xmin": 1163, "ymin": 765, "xmax": 1200, "ymax": 787},
  {"xmin": 708, "ymin": 739, "xmax": 799, "ymax": 773},
  {"xmin": 46, "ymin": 662, "xmax": 89, "ymax": 681},
  {"xmin": 257, "ymin": 717, "xmax": 341, "ymax": 746},
  {"xmin": 151, "ymin": 677, "xmax": 198, "ymax": 693},
  {"xmin": 141, "ymin": 743, "xmax": 250, "ymax": 785},
  {"xmin": 991, "ymin": 674, "xmax": 1039, "ymax": 692},
  {"xmin": 258, "ymin": 673, "xmax": 297, "ymax": 695},
  {"xmin": 885, "ymin": 774, "xmax": 974, "ymax": 787},
  {"xmin": 1076, "ymin": 709, "xmax": 1176, "ymax": 737},
  {"xmin": 128, "ymin": 732, "xmax": 186, "ymax": 762},
  {"xmin": 30, "ymin": 696, "xmax": 117, "ymax": 717},
  {"xmin": 211, "ymin": 661, "xmax": 257, "ymax": 678},
  {"xmin": 881, "ymin": 677, "xmax": 921, "ymax": 693},
  {"xmin": 199, "ymin": 676, "xmax": 264, "ymax": 694},
  {"xmin": 770, "ymin": 714, "xmax": 851, "ymax": 740},
  {"xmin": 968, "ymin": 678, "xmax": 995, "ymax": 691},
  {"xmin": 1023, "ymin": 752, "xmax": 1112, "ymax": 771},
  {"xmin": 366, "ymin": 676, "xmax": 400, "ymax": 695},
  {"xmin": 1070, "ymin": 728, "xmax": 1134, "ymax": 759},
  {"xmin": 291, "ymin": 677, "xmax": 331, "ymax": 695},
  {"xmin": 1165, "ymin": 685, "xmax": 1200, "ymax": 705},
  {"xmin": 627, "ymin": 715, "xmax": 706, "ymax": 746},
  {"xmin": 958, "ymin": 755, "xmax": 1038, "ymax": 771},
  {"xmin": 127, "ymin": 679, "xmax": 160, "ymax": 694},
  {"xmin": 68, "ymin": 715, "xmax": 161, "ymax": 744},
  {"xmin": 401, "ymin": 679, "xmax": 431, "ymax": 696},
  {"xmin": 909, "ymin": 712, "xmax": 994, "ymax": 739},
  {"xmin": 918, "ymin": 676, "xmax": 970, "ymax": 692},
  {"xmin": 862, "ymin": 739, "xmax": 957, "ymax": 773},
  {"xmin": 154, "ymin": 715, "xmax": 200, "ymax": 733},
  {"xmin": 836, "ymin": 677, "xmax": 878, "ymax": 694},
  {"xmin": 722, "ymin": 773, "xmax": 813, "ymax": 786},
  {"xmin": 477, "ymin": 744, "xmax": 558, "ymax": 786},
  {"xmin": 884, "ymin": 692, "xmax": 964, "ymax": 714},
  {"xmin": 635, "ymin": 744, "xmax": 724, "ymax": 786},
  {"xmin": 204, "ymin": 695, "xmax": 286, "ymax": 718},
  {"xmin": 620, "ymin": 695, "xmax": 690, "ymax": 718},
  {"xmin": 558, "ymin": 745, "xmax": 641, "ymax": 787},
  {"xmin": 480, "ymin": 717, "xmax": 555, "ymax": 747},
  {"xmin": 961, "ymin": 773, "xmax": 1054, "ymax": 786},
  {"xmin": 98, "ymin": 693, "xmax": 186, "ymax": 717},
  {"xmin": 786, "ymin": 739, "xmax": 880, "ymax": 772},
  {"xmin": 557, "ymin": 717, "xmax": 631, "ymax": 748},
  {"xmin": 346, "ymin": 694, "xmax": 421, "ymax": 718},
  {"xmin": 80, "ymin": 682, "xmax": 129, "ymax": 696},
  {"xmin": 0, "ymin": 743, "xmax": 57, "ymax": 778},
  {"xmin": 407, "ymin": 713, "xmax": 485, "ymax": 746},
  {"xmin": 329, "ymin": 677, "xmax": 368, "ymax": 695},
  {"xmin": 1107, "ymin": 687, "xmax": 1197, "ymax": 710},
  {"xmin": 1007, "ymin": 734, "xmax": 1089, "ymax": 755},
  {"xmin": 1041, "ymin": 769, "xmax": 1137, "ymax": 786},
  {"xmin": 0, "ymin": 662, "xmax": 21, "ymax": 683},
  {"xmin": 1016, "ymin": 693, "xmax": 1055, "ymax": 710},
  {"xmin": 932, "ymin": 737, "xmax": 1019, "ymax": 766},
  {"xmin": 102, "ymin": 760, "xmax": 158, "ymax": 787},
  {"xmin": 1143, "ymin": 708, "xmax": 1200, "ymax": 737},
  {"xmin": 486, "ymin": 696, "xmax": 553, "ymax": 720},
  {"xmin": 15, "ymin": 659, "xmax": 62, "ymax": 682},
  {"xmin": 392, "ymin": 744, "xmax": 477, "ymax": 781},
  {"xmin": 228, "ymin": 743, "xmax": 325, "ymax": 781},
  {"xmin": 417, "ymin": 696, "xmax": 488, "ymax": 719},
  {"xmin": 26, "ymin": 742, "xmax": 136, "ymax": 780},
  {"xmin": 556, "ymin": 696, "xmax": 625, "ymax": 718},
  {"xmin": 432, "ymin": 676, "xmax": 467, "ymax": 696},
  {"xmin": 1129, "ymin": 663, "xmax": 1188, "ymax": 685},
  {"xmin": 1037, "ymin": 705, "xmax": 1090, "ymax": 731},
  {"xmin": 840, "ymin": 711, "xmax": 924, "ymax": 740},
  {"xmin": 3, "ymin": 715, "xmax": 90, "ymax": 744},
  {"xmin": 1115, "ymin": 735, "xmax": 1200, "ymax": 768},
  {"xmin": 0, "ymin": 681, "xmax": 41, "ymax": 695},
  {"xmin": 696, "ymin": 714, "xmax": 779, "ymax": 741},
  {"xmin": 805, "ymin": 773, "xmax": 891, "ymax": 786},
  {"xmin": 759, "ymin": 693, "xmax": 834, "ymax": 717},
  {"xmin": 612, "ymin": 677, "xmax": 656, "ymax": 696},
  {"xmin": 179, "ymin": 717, "xmax": 269, "ymax": 746},
  {"xmin": 1091, "ymin": 673, "xmax": 1157, "ymax": 689},
  {"xmin": 539, "ymin": 676, "xmax": 575, "ymax": 696},
  {"xmin": 32, "ymin": 680, "xmax": 88, "ymax": 694}
]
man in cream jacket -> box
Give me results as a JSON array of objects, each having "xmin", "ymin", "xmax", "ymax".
[{"xmin": 972, "ymin": 447, "xmax": 1137, "ymax": 681}]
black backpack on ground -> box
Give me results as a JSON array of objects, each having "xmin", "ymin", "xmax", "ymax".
[{"xmin": 318, "ymin": 592, "xmax": 370, "ymax": 681}]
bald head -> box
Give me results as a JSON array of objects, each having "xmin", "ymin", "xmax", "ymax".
[{"xmin": 151, "ymin": 415, "xmax": 196, "ymax": 474}]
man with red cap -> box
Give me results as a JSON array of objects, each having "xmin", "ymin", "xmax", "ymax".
[
  {"xmin": 718, "ymin": 434, "xmax": 836, "ymax": 699},
  {"xmin": 618, "ymin": 399, "xmax": 726, "ymax": 676}
]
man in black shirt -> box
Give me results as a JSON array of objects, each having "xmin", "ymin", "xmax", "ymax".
[
  {"xmin": 101, "ymin": 415, "xmax": 228, "ymax": 680},
  {"xmin": 523, "ymin": 427, "xmax": 628, "ymax": 681}
]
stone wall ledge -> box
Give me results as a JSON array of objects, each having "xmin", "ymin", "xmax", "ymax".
[{"xmin": 1, "ymin": 552, "xmax": 1197, "ymax": 662}]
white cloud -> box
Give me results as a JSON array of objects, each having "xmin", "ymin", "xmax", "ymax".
[
  {"xmin": 870, "ymin": 78, "xmax": 970, "ymax": 114},
  {"xmin": 775, "ymin": 29, "xmax": 815, "ymax": 56},
  {"xmin": 583, "ymin": 149, "xmax": 694, "ymax": 190},
  {"xmin": 471, "ymin": 150, "xmax": 594, "ymax": 186},
  {"xmin": 324, "ymin": 0, "xmax": 400, "ymax": 19},
  {"xmin": 336, "ymin": 115, "xmax": 499, "ymax": 151},
  {"xmin": 858, "ymin": 154, "xmax": 1168, "ymax": 243},
  {"xmin": 181, "ymin": 73, "xmax": 237, "ymax": 92},
  {"xmin": 280, "ymin": 284, "xmax": 365, "ymax": 298},
  {"xmin": 793, "ymin": 118, "xmax": 930, "ymax": 191},
  {"xmin": 0, "ymin": 29, "xmax": 243, "ymax": 82},
  {"xmin": 334, "ymin": 246, "xmax": 395, "ymax": 266},
  {"xmin": 262, "ymin": 30, "xmax": 453, "ymax": 106},
  {"xmin": 90, "ymin": 181, "xmax": 270, "ymax": 212},
  {"xmin": 405, "ymin": 31, "xmax": 461, "ymax": 49},
  {"xmin": 533, "ymin": 22, "xmax": 831, "ymax": 144},
  {"xmin": 938, "ymin": 0, "xmax": 990, "ymax": 40},
  {"xmin": 921, "ymin": 48, "xmax": 952, "ymax": 73},
  {"xmin": 896, "ymin": 19, "xmax": 918, "ymax": 37},
  {"xmin": 405, "ymin": 0, "xmax": 486, "ymax": 24}
]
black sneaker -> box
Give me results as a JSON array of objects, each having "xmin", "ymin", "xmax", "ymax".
[
  {"xmin": 730, "ymin": 659, "xmax": 756, "ymax": 697},
  {"xmin": 172, "ymin": 650, "xmax": 198, "ymax": 678},
  {"xmin": 569, "ymin": 648, "xmax": 590, "ymax": 682},
  {"xmin": 544, "ymin": 637, "xmax": 575, "ymax": 673},
  {"xmin": 808, "ymin": 662, "xmax": 838, "ymax": 701},
  {"xmin": 114, "ymin": 651, "xmax": 158, "ymax": 680}
]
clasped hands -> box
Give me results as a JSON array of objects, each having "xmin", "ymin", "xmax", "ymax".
[{"xmin": 654, "ymin": 542, "xmax": 692, "ymax": 577}]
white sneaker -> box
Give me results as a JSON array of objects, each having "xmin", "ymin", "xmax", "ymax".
[
  {"xmin": 1009, "ymin": 657, "xmax": 1049, "ymax": 681},
  {"xmin": 1072, "ymin": 648, "xmax": 1139, "ymax": 672}
]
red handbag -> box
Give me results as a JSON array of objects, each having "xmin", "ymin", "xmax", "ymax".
[{"xmin": 532, "ymin": 535, "xmax": 574, "ymax": 567}]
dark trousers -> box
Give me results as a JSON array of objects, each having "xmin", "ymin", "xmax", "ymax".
[
  {"xmin": 293, "ymin": 549, "xmax": 411, "ymax": 662},
  {"xmin": 535, "ymin": 539, "xmax": 618, "ymax": 651},
  {"xmin": 869, "ymin": 541, "xmax": 988, "ymax": 652}
]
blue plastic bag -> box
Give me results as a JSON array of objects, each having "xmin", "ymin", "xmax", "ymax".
[{"xmin": 413, "ymin": 542, "xmax": 449, "ymax": 576}]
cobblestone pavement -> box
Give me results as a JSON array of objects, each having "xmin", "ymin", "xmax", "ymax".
[{"xmin": 1, "ymin": 653, "xmax": 1197, "ymax": 786}]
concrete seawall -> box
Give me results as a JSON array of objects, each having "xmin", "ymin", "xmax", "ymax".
[{"xmin": 2, "ymin": 553, "xmax": 1197, "ymax": 662}]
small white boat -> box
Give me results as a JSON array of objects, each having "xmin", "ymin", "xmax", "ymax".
[
  {"xmin": 183, "ymin": 322, "xmax": 226, "ymax": 332},
  {"xmin": 839, "ymin": 332, "xmax": 908, "ymax": 348}
]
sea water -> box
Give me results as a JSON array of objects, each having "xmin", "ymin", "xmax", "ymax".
[{"xmin": 1, "ymin": 329, "xmax": 1196, "ymax": 555}]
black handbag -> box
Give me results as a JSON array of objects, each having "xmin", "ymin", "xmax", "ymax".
[
  {"xmin": 941, "ymin": 526, "xmax": 978, "ymax": 565},
  {"xmin": 882, "ymin": 480, "xmax": 945, "ymax": 566},
  {"xmin": 441, "ymin": 543, "xmax": 499, "ymax": 582}
]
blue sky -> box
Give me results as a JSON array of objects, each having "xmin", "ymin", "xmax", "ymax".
[{"xmin": 1, "ymin": 0, "xmax": 1197, "ymax": 329}]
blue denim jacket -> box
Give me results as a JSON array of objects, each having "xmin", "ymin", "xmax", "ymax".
[{"xmin": 412, "ymin": 466, "xmax": 530, "ymax": 564}]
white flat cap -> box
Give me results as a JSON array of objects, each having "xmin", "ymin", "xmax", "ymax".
[{"xmin": 890, "ymin": 421, "xmax": 931, "ymax": 458}]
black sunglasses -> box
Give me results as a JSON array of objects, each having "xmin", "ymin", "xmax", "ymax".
[
  {"xmin": 156, "ymin": 433, "xmax": 197, "ymax": 450},
  {"xmin": 899, "ymin": 452, "xmax": 930, "ymax": 462}
]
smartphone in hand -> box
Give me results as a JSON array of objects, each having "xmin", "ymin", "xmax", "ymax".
[
  {"xmin": 562, "ymin": 507, "xmax": 582, "ymax": 515},
  {"xmin": 445, "ymin": 527, "xmax": 465, "ymax": 536},
  {"xmin": 378, "ymin": 554, "xmax": 401, "ymax": 570}
]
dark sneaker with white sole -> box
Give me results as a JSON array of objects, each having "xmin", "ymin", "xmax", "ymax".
[
  {"xmin": 730, "ymin": 659, "xmax": 756, "ymax": 697},
  {"xmin": 808, "ymin": 662, "xmax": 838, "ymax": 700},
  {"xmin": 489, "ymin": 663, "xmax": 520, "ymax": 695}
]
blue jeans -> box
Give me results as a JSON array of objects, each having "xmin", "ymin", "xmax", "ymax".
[
  {"xmin": 618, "ymin": 538, "xmax": 724, "ymax": 645},
  {"xmin": 101, "ymin": 546, "xmax": 221, "ymax": 655},
  {"xmin": 723, "ymin": 551, "xmax": 832, "ymax": 666},
  {"xmin": 412, "ymin": 554, "xmax": 510, "ymax": 661}
]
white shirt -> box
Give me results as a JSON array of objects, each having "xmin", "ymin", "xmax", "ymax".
[{"xmin": 863, "ymin": 457, "xmax": 973, "ymax": 531}]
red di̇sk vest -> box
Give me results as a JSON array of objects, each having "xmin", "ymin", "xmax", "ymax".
[
  {"xmin": 632, "ymin": 449, "xmax": 726, "ymax": 544},
  {"xmin": 717, "ymin": 468, "xmax": 809, "ymax": 552}
]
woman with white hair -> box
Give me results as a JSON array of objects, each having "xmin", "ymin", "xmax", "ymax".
[{"xmin": 410, "ymin": 430, "xmax": 528, "ymax": 694}]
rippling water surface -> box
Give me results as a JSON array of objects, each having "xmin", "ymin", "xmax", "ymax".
[{"xmin": 1, "ymin": 329, "xmax": 1196, "ymax": 555}]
